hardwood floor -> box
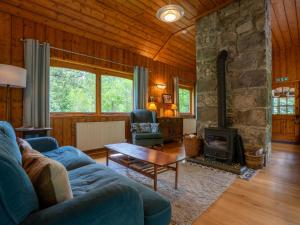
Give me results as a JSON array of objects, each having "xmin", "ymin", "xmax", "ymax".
[{"xmin": 93, "ymin": 142, "xmax": 300, "ymax": 225}]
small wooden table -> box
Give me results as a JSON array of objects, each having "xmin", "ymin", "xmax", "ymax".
[
  {"xmin": 104, "ymin": 143, "xmax": 185, "ymax": 191},
  {"xmin": 15, "ymin": 127, "xmax": 52, "ymax": 139}
]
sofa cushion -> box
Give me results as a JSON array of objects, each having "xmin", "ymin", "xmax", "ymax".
[
  {"xmin": 0, "ymin": 121, "xmax": 22, "ymax": 164},
  {"xmin": 43, "ymin": 146, "xmax": 96, "ymax": 171},
  {"xmin": 69, "ymin": 163, "xmax": 171, "ymax": 225},
  {"xmin": 133, "ymin": 132, "xmax": 163, "ymax": 140},
  {"xmin": 0, "ymin": 125, "xmax": 39, "ymax": 225},
  {"xmin": 22, "ymin": 147, "xmax": 73, "ymax": 208}
]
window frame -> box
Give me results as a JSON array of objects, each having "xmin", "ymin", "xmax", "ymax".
[
  {"xmin": 178, "ymin": 84, "xmax": 194, "ymax": 116},
  {"xmin": 272, "ymin": 82, "xmax": 299, "ymax": 116},
  {"xmin": 50, "ymin": 58, "xmax": 133, "ymax": 117}
]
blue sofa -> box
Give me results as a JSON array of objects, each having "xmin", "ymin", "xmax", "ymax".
[{"xmin": 0, "ymin": 121, "xmax": 171, "ymax": 225}]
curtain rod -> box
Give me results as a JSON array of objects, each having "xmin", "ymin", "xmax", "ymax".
[
  {"xmin": 20, "ymin": 39, "xmax": 195, "ymax": 83},
  {"xmin": 20, "ymin": 39, "xmax": 133, "ymax": 69}
]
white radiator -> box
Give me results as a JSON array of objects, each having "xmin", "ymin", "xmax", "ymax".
[
  {"xmin": 76, "ymin": 121, "xmax": 126, "ymax": 151},
  {"xmin": 183, "ymin": 118, "xmax": 197, "ymax": 135}
]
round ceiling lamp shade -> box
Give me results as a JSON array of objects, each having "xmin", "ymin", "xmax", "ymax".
[{"xmin": 156, "ymin": 4, "xmax": 184, "ymax": 23}]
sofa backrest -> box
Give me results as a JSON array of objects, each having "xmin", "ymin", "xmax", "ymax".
[
  {"xmin": 130, "ymin": 109, "xmax": 156, "ymax": 123},
  {"xmin": 0, "ymin": 121, "xmax": 39, "ymax": 224},
  {"xmin": 0, "ymin": 121, "xmax": 22, "ymax": 164}
]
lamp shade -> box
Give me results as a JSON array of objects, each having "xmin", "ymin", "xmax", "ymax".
[
  {"xmin": 0, "ymin": 64, "xmax": 27, "ymax": 88},
  {"xmin": 148, "ymin": 102, "xmax": 157, "ymax": 111},
  {"xmin": 171, "ymin": 104, "xmax": 177, "ymax": 110}
]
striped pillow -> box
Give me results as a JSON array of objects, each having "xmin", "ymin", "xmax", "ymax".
[{"xmin": 21, "ymin": 146, "xmax": 73, "ymax": 208}]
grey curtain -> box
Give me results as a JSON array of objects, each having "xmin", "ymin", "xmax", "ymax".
[
  {"xmin": 23, "ymin": 39, "xmax": 50, "ymax": 128},
  {"xmin": 133, "ymin": 66, "xmax": 148, "ymax": 109},
  {"xmin": 173, "ymin": 76, "xmax": 179, "ymax": 117}
]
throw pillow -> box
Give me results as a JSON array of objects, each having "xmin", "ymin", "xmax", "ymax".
[
  {"xmin": 22, "ymin": 147, "xmax": 73, "ymax": 208},
  {"xmin": 131, "ymin": 123, "xmax": 141, "ymax": 133},
  {"xmin": 138, "ymin": 123, "xmax": 152, "ymax": 133},
  {"xmin": 17, "ymin": 138, "xmax": 32, "ymax": 152},
  {"xmin": 150, "ymin": 123, "xmax": 160, "ymax": 133}
]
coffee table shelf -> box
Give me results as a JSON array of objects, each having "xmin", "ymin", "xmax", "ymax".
[{"xmin": 105, "ymin": 143, "xmax": 185, "ymax": 191}]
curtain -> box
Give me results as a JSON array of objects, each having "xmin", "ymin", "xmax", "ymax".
[
  {"xmin": 133, "ymin": 66, "xmax": 148, "ymax": 109},
  {"xmin": 173, "ymin": 76, "xmax": 179, "ymax": 117},
  {"xmin": 23, "ymin": 39, "xmax": 50, "ymax": 128}
]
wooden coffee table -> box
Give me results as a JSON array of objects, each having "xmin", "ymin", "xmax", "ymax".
[{"xmin": 104, "ymin": 143, "xmax": 185, "ymax": 191}]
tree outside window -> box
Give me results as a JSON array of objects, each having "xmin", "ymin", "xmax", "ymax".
[
  {"xmin": 179, "ymin": 88, "xmax": 191, "ymax": 113},
  {"xmin": 101, "ymin": 75, "xmax": 133, "ymax": 113},
  {"xmin": 50, "ymin": 67, "xmax": 96, "ymax": 113}
]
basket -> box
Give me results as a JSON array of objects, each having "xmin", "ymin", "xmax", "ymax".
[
  {"xmin": 245, "ymin": 152, "xmax": 264, "ymax": 169},
  {"xmin": 183, "ymin": 134, "xmax": 202, "ymax": 157}
]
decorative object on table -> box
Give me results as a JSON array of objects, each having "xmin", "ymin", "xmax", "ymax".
[
  {"xmin": 148, "ymin": 96, "xmax": 157, "ymax": 111},
  {"xmin": 157, "ymin": 117, "xmax": 183, "ymax": 143},
  {"xmin": 162, "ymin": 94, "xmax": 172, "ymax": 104},
  {"xmin": 15, "ymin": 127, "xmax": 52, "ymax": 139},
  {"xmin": 245, "ymin": 148, "xmax": 265, "ymax": 169},
  {"xmin": 130, "ymin": 109, "xmax": 163, "ymax": 147},
  {"xmin": 183, "ymin": 134, "xmax": 202, "ymax": 157},
  {"xmin": 156, "ymin": 4, "xmax": 184, "ymax": 23},
  {"xmin": 110, "ymin": 160, "xmax": 236, "ymax": 225},
  {"xmin": 171, "ymin": 104, "xmax": 177, "ymax": 117},
  {"xmin": 0, "ymin": 64, "xmax": 27, "ymax": 122}
]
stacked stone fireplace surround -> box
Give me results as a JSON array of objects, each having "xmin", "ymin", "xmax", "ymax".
[{"xmin": 196, "ymin": 0, "xmax": 272, "ymax": 164}]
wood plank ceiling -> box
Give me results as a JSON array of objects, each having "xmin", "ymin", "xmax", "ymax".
[
  {"xmin": 0, "ymin": 0, "xmax": 298, "ymax": 71},
  {"xmin": 271, "ymin": 0, "xmax": 300, "ymax": 49},
  {"xmin": 0, "ymin": 0, "xmax": 232, "ymax": 72}
]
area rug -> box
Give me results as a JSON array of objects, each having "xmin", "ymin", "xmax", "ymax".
[{"xmin": 108, "ymin": 161, "xmax": 236, "ymax": 225}]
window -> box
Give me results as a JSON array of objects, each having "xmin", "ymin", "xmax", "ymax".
[
  {"xmin": 272, "ymin": 86, "xmax": 295, "ymax": 115},
  {"xmin": 101, "ymin": 75, "xmax": 133, "ymax": 112},
  {"xmin": 50, "ymin": 67, "xmax": 96, "ymax": 113},
  {"xmin": 179, "ymin": 87, "xmax": 191, "ymax": 113}
]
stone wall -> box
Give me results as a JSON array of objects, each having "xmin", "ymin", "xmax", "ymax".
[{"xmin": 196, "ymin": 0, "xmax": 272, "ymax": 162}]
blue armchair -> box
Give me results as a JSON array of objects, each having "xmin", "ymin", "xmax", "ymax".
[{"xmin": 130, "ymin": 109, "xmax": 163, "ymax": 147}]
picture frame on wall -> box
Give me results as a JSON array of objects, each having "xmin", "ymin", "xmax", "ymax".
[{"xmin": 162, "ymin": 94, "xmax": 172, "ymax": 104}]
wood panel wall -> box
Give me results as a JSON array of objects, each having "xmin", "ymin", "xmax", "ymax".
[
  {"xmin": 272, "ymin": 46, "xmax": 300, "ymax": 82},
  {"xmin": 0, "ymin": 11, "xmax": 195, "ymax": 147}
]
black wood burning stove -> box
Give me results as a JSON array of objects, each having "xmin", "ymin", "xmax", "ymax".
[{"xmin": 204, "ymin": 50, "xmax": 244, "ymax": 165}]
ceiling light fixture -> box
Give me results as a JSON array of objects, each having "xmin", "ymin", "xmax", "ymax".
[{"xmin": 156, "ymin": 4, "xmax": 184, "ymax": 23}]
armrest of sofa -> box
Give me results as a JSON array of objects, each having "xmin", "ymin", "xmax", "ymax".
[
  {"xmin": 25, "ymin": 137, "xmax": 59, "ymax": 152},
  {"xmin": 22, "ymin": 183, "xmax": 144, "ymax": 225}
]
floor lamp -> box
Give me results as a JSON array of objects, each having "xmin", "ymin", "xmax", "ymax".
[{"xmin": 0, "ymin": 64, "xmax": 27, "ymax": 123}]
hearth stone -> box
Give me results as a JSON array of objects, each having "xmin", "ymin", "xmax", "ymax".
[{"xmin": 187, "ymin": 156, "xmax": 248, "ymax": 175}]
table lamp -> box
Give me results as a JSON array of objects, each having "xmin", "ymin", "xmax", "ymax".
[
  {"xmin": 148, "ymin": 102, "xmax": 157, "ymax": 111},
  {"xmin": 171, "ymin": 104, "xmax": 177, "ymax": 117},
  {"xmin": 0, "ymin": 64, "xmax": 27, "ymax": 122}
]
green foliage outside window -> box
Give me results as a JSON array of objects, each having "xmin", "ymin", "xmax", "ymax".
[
  {"xmin": 50, "ymin": 67, "xmax": 96, "ymax": 112},
  {"xmin": 179, "ymin": 88, "xmax": 191, "ymax": 113},
  {"xmin": 101, "ymin": 75, "xmax": 133, "ymax": 112}
]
